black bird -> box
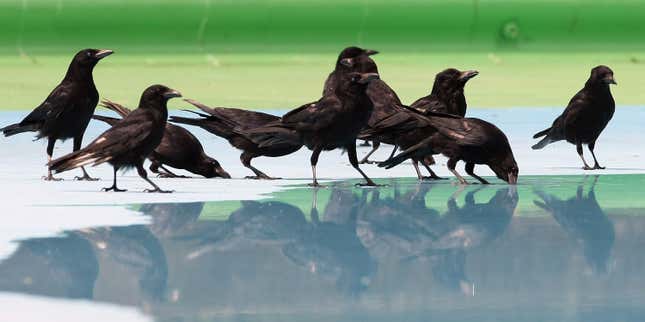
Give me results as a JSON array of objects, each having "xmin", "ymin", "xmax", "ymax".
[
  {"xmin": 532, "ymin": 65, "xmax": 616, "ymax": 170},
  {"xmin": 410, "ymin": 68, "xmax": 479, "ymax": 117},
  {"xmin": 170, "ymin": 99, "xmax": 301, "ymax": 179},
  {"xmin": 323, "ymin": 46, "xmax": 379, "ymax": 96},
  {"xmin": 48, "ymin": 85, "xmax": 181, "ymax": 193},
  {"xmin": 245, "ymin": 60, "xmax": 382, "ymax": 187},
  {"xmin": 378, "ymin": 112, "xmax": 519, "ymax": 185},
  {"xmin": 1, "ymin": 48, "xmax": 113, "ymax": 181},
  {"xmin": 93, "ymin": 100, "xmax": 230, "ymax": 179},
  {"xmin": 360, "ymin": 68, "xmax": 478, "ymax": 180}
]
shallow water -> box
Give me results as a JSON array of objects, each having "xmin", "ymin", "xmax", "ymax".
[{"xmin": 2, "ymin": 175, "xmax": 645, "ymax": 321}]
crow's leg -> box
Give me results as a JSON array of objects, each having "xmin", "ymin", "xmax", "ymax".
[
  {"xmin": 447, "ymin": 158, "xmax": 468, "ymax": 185},
  {"xmin": 577, "ymin": 143, "xmax": 593, "ymax": 170},
  {"xmin": 412, "ymin": 159, "xmax": 424, "ymax": 180},
  {"xmin": 422, "ymin": 156, "xmax": 445, "ymax": 180},
  {"xmin": 241, "ymin": 152, "xmax": 280, "ymax": 179},
  {"xmin": 138, "ymin": 163, "xmax": 173, "ymax": 193},
  {"xmin": 588, "ymin": 141, "xmax": 605, "ymax": 170},
  {"xmin": 465, "ymin": 162, "xmax": 489, "ymax": 184},
  {"xmin": 359, "ymin": 140, "xmax": 380, "ymax": 164},
  {"xmin": 102, "ymin": 167, "xmax": 126, "ymax": 192},
  {"xmin": 73, "ymin": 135, "xmax": 99, "ymax": 181},
  {"xmin": 347, "ymin": 142, "xmax": 383, "ymax": 187},
  {"xmin": 44, "ymin": 138, "xmax": 63, "ymax": 181},
  {"xmin": 309, "ymin": 147, "xmax": 324, "ymax": 187},
  {"xmin": 385, "ymin": 145, "xmax": 399, "ymax": 161}
]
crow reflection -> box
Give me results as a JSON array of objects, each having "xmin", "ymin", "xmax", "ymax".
[
  {"xmin": 358, "ymin": 185, "xmax": 517, "ymax": 294},
  {"xmin": 0, "ymin": 233, "xmax": 98, "ymax": 299},
  {"xmin": 534, "ymin": 176, "xmax": 615, "ymax": 274},
  {"xmin": 282, "ymin": 188, "xmax": 377, "ymax": 296}
]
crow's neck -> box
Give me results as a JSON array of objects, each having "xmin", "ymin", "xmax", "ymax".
[
  {"xmin": 64, "ymin": 65, "xmax": 95, "ymax": 85},
  {"xmin": 584, "ymin": 81, "xmax": 611, "ymax": 97}
]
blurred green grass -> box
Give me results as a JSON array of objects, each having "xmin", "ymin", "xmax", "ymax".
[
  {"xmin": 1, "ymin": 0, "xmax": 644, "ymax": 109},
  {"xmin": 2, "ymin": 52, "xmax": 643, "ymax": 109}
]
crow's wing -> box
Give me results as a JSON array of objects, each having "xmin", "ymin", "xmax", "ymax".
[
  {"xmin": 20, "ymin": 83, "xmax": 74, "ymax": 126},
  {"xmin": 427, "ymin": 117, "xmax": 495, "ymax": 147},
  {"xmin": 281, "ymin": 96, "xmax": 342, "ymax": 132},
  {"xmin": 82, "ymin": 110, "xmax": 157, "ymax": 163}
]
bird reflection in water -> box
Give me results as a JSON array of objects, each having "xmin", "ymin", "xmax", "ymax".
[
  {"xmin": 534, "ymin": 176, "xmax": 615, "ymax": 274},
  {"xmin": 283, "ymin": 188, "xmax": 377, "ymax": 296},
  {"xmin": 357, "ymin": 184, "xmax": 518, "ymax": 295}
]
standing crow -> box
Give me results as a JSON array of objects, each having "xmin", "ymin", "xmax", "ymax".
[
  {"xmin": 93, "ymin": 100, "xmax": 230, "ymax": 179},
  {"xmin": 245, "ymin": 59, "xmax": 382, "ymax": 187},
  {"xmin": 360, "ymin": 68, "xmax": 478, "ymax": 180},
  {"xmin": 410, "ymin": 68, "xmax": 479, "ymax": 117},
  {"xmin": 323, "ymin": 46, "xmax": 379, "ymax": 96},
  {"xmin": 48, "ymin": 85, "xmax": 181, "ymax": 193},
  {"xmin": 378, "ymin": 112, "xmax": 519, "ymax": 185},
  {"xmin": 1, "ymin": 48, "xmax": 113, "ymax": 181},
  {"xmin": 170, "ymin": 99, "xmax": 302, "ymax": 179},
  {"xmin": 532, "ymin": 65, "xmax": 616, "ymax": 169}
]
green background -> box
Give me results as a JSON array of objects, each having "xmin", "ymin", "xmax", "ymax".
[{"xmin": 1, "ymin": 0, "xmax": 644, "ymax": 109}]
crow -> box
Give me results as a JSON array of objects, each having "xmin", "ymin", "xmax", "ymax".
[
  {"xmin": 360, "ymin": 68, "xmax": 478, "ymax": 180},
  {"xmin": 93, "ymin": 100, "xmax": 230, "ymax": 179},
  {"xmin": 48, "ymin": 85, "xmax": 181, "ymax": 193},
  {"xmin": 170, "ymin": 99, "xmax": 302, "ymax": 179},
  {"xmin": 244, "ymin": 59, "xmax": 382, "ymax": 187},
  {"xmin": 1, "ymin": 48, "xmax": 113, "ymax": 181},
  {"xmin": 323, "ymin": 46, "xmax": 379, "ymax": 96},
  {"xmin": 378, "ymin": 112, "xmax": 519, "ymax": 185},
  {"xmin": 410, "ymin": 68, "xmax": 479, "ymax": 117},
  {"xmin": 532, "ymin": 65, "xmax": 616, "ymax": 169},
  {"xmin": 324, "ymin": 46, "xmax": 394, "ymax": 162}
]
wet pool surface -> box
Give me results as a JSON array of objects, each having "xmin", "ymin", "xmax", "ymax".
[
  {"xmin": 1, "ymin": 107, "xmax": 645, "ymax": 321},
  {"xmin": 2, "ymin": 175, "xmax": 645, "ymax": 322}
]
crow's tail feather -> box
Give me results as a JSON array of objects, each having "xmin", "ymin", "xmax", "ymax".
[
  {"xmin": 1, "ymin": 122, "xmax": 39, "ymax": 137},
  {"xmin": 49, "ymin": 150, "xmax": 109, "ymax": 174},
  {"xmin": 378, "ymin": 148, "xmax": 416, "ymax": 169},
  {"xmin": 92, "ymin": 115, "xmax": 121, "ymax": 126},
  {"xmin": 532, "ymin": 127, "xmax": 551, "ymax": 139},
  {"xmin": 531, "ymin": 136, "xmax": 553, "ymax": 150}
]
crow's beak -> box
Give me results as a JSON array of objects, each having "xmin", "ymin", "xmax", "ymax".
[
  {"xmin": 94, "ymin": 49, "xmax": 114, "ymax": 59},
  {"xmin": 459, "ymin": 70, "xmax": 479, "ymax": 81},
  {"xmin": 507, "ymin": 172, "xmax": 518, "ymax": 185},
  {"xmin": 364, "ymin": 49, "xmax": 379, "ymax": 56},
  {"xmin": 604, "ymin": 75, "xmax": 617, "ymax": 85},
  {"xmin": 163, "ymin": 89, "xmax": 182, "ymax": 99},
  {"xmin": 217, "ymin": 168, "xmax": 231, "ymax": 179},
  {"xmin": 358, "ymin": 73, "xmax": 380, "ymax": 84}
]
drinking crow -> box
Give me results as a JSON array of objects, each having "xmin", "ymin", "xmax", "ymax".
[
  {"xmin": 410, "ymin": 68, "xmax": 479, "ymax": 117},
  {"xmin": 378, "ymin": 112, "xmax": 519, "ymax": 185},
  {"xmin": 1, "ymin": 48, "xmax": 113, "ymax": 181},
  {"xmin": 244, "ymin": 60, "xmax": 382, "ymax": 187},
  {"xmin": 48, "ymin": 85, "xmax": 181, "ymax": 193},
  {"xmin": 170, "ymin": 99, "xmax": 302, "ymax": 179},
  {"xmin": 93, "ymin": 100, "xmax": 231, "ymax": 179},
  {"xmin": 532, "ymin": 65, "xmax": 616, "ymax": 169}
]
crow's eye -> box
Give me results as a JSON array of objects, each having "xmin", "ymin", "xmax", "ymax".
[{"xmin": 86, "ymin": 51, "xmax": 92, "ymax": 57}]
